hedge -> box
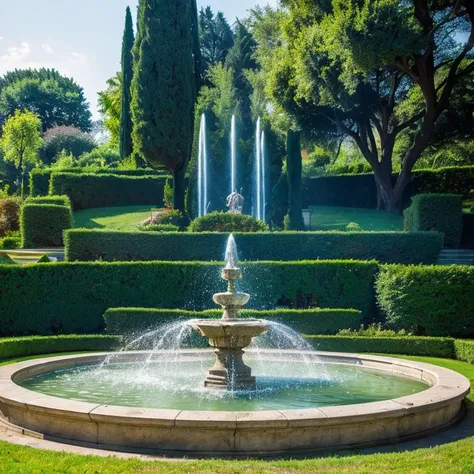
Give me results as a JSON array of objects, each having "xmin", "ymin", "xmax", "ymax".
[
  {"xmin": 302, "ymin": 166, "xmax": 474, "ymax": 208},
  {"xmin": 0, "ymin": 260, "xmax": 377, "ymax": 336},
  {"xmin": 64, "ymin": 230, "xmax": 443, "ymax": 265},
  {"xmin": 25, "ymin": 195, "xmax": 71, "ymax": 207},
  {"xmin": 0, "ymin": 237, "xmax": 20, "ymax": 249},
  {"xmin": 462, "ymin": 213, "xmax": 474, "ymax": 249},
  {"xmin": 30, "ymin": 168, "xmax": 171, "ymax": 197},
  {"xmin": 376, "ymin": 265, "xmax": 474, "ymax": 338},
  {"xmin": 404, "ymin": 194, "xmax": 463, "ymax": 247},
  {"xmin": 21, "ymin": 204, "xmax": 73, "ymax": 248},
  {"xmin": 304, "ymin": 335, "xmax": 455, "ymax": 358},
  {"xmin": 453, "ymin": 339, "xmax": 474, "ymax": 364},
  {"xmin": 0, "ymin": 335, "xmax": 121, "ymax": 361},
  {"xmin": 50, "ymin": 173, "xmax": 167, "ymax": 210},
  {"xmin": 103, "ymin": 308, "xmax": 363, "ymax": 339}
]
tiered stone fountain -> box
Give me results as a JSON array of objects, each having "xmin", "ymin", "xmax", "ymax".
[{"xmin": 188, "ymin": 235, "xmax": 269, "ymax": 390}]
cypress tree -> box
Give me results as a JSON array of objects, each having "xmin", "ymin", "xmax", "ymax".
[
  {"xmin": 285, "ymin": 130, "xmax": 304, "ymax": 230},
  {"xmin": 132, "ymin": 0, "xmax": 197, "ymax": 211},
  {"xmin": 119, "ymin": 7, "xmax": 135, "ymax": 160}
]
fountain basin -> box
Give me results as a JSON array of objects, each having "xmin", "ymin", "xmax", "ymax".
[{"xmin": 0, "ymin": 350, "xmax": 469, "ymax": 456}]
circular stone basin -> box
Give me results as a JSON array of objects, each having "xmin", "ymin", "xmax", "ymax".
[{"xmin": 0, "ymin": 350, "xmax": 470, "ymax": 456}]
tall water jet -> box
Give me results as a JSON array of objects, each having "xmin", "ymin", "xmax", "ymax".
[
  {"xmin": 255, "ymin": 118, "xmax": 262, "ymax": 220},
  {"xmin": 197, "ymin": 114, "xmax": 208, "ymax": 217},
  {"xmin": 261, "ymin": 130, "xmax": 266, "ymax": 223},
  {"xmin": 230, "ymin": 114, "xmax": 237, "ymax": 193},
  {"xmin": 188, "ymin": 234, "xmax": 269, "ymax": 390}
]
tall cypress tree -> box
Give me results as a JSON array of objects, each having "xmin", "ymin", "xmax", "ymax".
[
  {"xmin": 132, "ymin": 0, "xmax": 197, "ymax": 211},
  {"xmin": 119, "ymin": 7, "xmax": 135, "ymax": 160},
  {"xmin": 285, "ymin": 130, "xmax": 304, "ymax": 230}
]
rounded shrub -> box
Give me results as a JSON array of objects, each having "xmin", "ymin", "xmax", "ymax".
[
  {"xmin": 189, "ymin": 212, "xmax": 269, "ymax": 233},
  {"xmin": 42, "ymin": 126, "xmax": 96, "ymax": 164},
  {"xmin": 152, "ymin": 209, "xmax": 190, "ymax": 229},
  {"xmin": 0, "ymin": 199, "xmax": 20, "ymax": 236}
]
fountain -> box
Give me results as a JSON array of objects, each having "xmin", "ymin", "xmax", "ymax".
[
  {"xmin": 197, "ymin": 113, "xmax": 208, "ymax": 217},
  {"xmin": 255, "ymin": 117, "xmax": 262, "ymax": 220},
  {"xmin": 188, "ymin": 235, "xmax": 269, "ymax": 389},
  {"xmin": 230, "ymin": 114, "xmax": 237, "ymax": 194}
]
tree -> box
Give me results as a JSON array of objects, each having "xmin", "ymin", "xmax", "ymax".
[
  {"xmin": 199, "ymin": 7, "xmax": 234, "ymax": 79},
  {"xmin": 0, "ymin": 68, "xmax": 92, "ymax": 132},
  {"xmin": 285, "ymin": 130, "xmax": 304, "ymax": 230},
  {"xmin": 132, "ymin": 0, "xmax": 199, "ymax": 211},
  {"xmin": 258, "ymin": 1, "xmax": 474, "ymax": 212},
  {"xmin": 98, "ymin": 73, "xmax": 122, "ymax": 146},
  {"xmin": 120, "ymin": 7, "xmax": 135, "ymax": 160},
  {"xmin": 0, "ymin": 110, "xmax": 43, "ymax": 197}
]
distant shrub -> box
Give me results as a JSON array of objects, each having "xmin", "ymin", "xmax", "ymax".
[
  {"xmin": 189, "ymin": 212, "xmax": 269, "ymax": 233},
  {"xmin": 152, "ymin": 209, "xmax": 189, "ymax": 229},
  {"xmin": 404, "ymin": 193, "xmax": 463, "ymax": 247},
  {"xmin": 43, "ymin": 126, "xmax": 96, "ymax": 164},
  {"xmin": 138, "ymin": 224, "xmax": 179, "ymax": 232},
  {"xmin": 346, "ymin": 222, "xmax": 361, "ymax": 231},
  {"xmin": 0, "ymin": 199, "xmax": 20, "ymax": 236},
  {"xmin": 338, "ymin": 323, "xmax": 412, "ymax": 337},
  {"xmin": 21, "ymin": 204, "xmax": 73, "ymax": 248}
]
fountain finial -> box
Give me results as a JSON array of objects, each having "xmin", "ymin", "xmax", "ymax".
[{"xmin": 225, "ymin": 234, "xmax": 238, "ymax": 269}]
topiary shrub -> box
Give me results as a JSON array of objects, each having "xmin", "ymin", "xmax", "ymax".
[
  {"xmin": 376, "ymin": 264, "xmax": 474, "ymax": 337},
  {"xmin": 0, "ymin": 237, "xmax": 21, "ymax": 249},
  {"xmin": 189, "ymin": 212, "xmax": 269, "ymax": 233},
  {"xmin": 404, "ymin": 193, "xmax": 463, "ymax": 247},
  {"xmin": 0, "ymin": 199, "xmax": 20, "ymax": 237},
  {"xmin": 21, "ymin": 204, "xmax": 73, "ymax": 248},
  {"xmin": 25, "ymin": 195, "xmax": 71, "ymax": 207}
]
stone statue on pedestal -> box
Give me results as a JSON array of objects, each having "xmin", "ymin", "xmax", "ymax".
[{"xmin": 226, "ymin": 189, "xmax": 244, "ymax": 214}]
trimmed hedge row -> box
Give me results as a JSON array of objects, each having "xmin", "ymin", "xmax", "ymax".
[
  {"xmin": 65, "ymin": 230, "xmax": 444, "ymax": 265},
  {"xmin": 462, "ymin": 213, "xmax": 474, "ymax": 249},
  {"xmin": 30, "ymin": 168, "xmax": 170, "ymax": 197},
  {"xmin": 0, "ymin": 260, "xmax": 377, "ymax": 336},
  {"xmin": 103, "ymin": 308, "xmax": 363, "ymax": 338},
  {"xmin": 0, "ymin": 335, "xmax": 121, "ymax": 361},
  {"xmin": 302, "ymin": 166, "xmax": 474, "ymax": 208},
  {"xmin": 49, "ymin": 173, "xmax": 167, "ymax": 210},
  {"xmin": 21, "ymin": 204, "xmax": 73, "ymax": 248},
  {"xmin": 376, "ymin": 264, "xmax": 474, "ymax": 338},
  {"xmin": 404, "ymin": 194, "xmax": 463, "ymax": 247},
  {"xmin": 25, "ymin": 195, "xmax": 71, "ymax": 207}
]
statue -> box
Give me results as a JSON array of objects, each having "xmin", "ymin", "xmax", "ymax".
[{"xmin": 226, "ymin": 189, "xmax": 244, "ymax": 214}]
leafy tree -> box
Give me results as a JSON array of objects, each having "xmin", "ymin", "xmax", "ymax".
[
  {"xmin": 0, "ymin": 110, "xmax": 43, "ymax": 197},
  {"xmin": 199, "ymin": 7, "xmax": 234, "ymax": 79},
  {"xmin": 42, "ymin": 126, "xmax": 96, "ymax": 164},
  {"xmin": 0, "ymin": 68, "xmax": 92, "ymax": 132},
  {"xmin": 98, "ymin": 73, "xmax": 122, "ymax": 146},
  {"xmin": 257, "ymin": 0, "xmax": 474, "ymax": 212},
  {"xmin": 120, "ymin": 7, "xmax": 135, "ymax": 160},
  {"xmin": 132, "ymin": 0, "xmax": 199, "ymax": 211}
]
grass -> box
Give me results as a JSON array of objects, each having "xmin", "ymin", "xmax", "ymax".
[
  {"xmin": 74, "ymin": 205, "xmax": 158, "ymax": 232},
  {"xmin": 0, "ymin": 354, "xmax": 473, "ymax": 473},
  {"xmin": 310, "ymin": 205, "xmax": 404, "ymax": 231}
]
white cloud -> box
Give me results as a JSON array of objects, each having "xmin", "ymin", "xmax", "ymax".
[
  {"xmin": 42, "ymin": 44, "xmax": 53, "ymax": 54},
  {"xmin": 71, "ymin": 51, "xmax": 88, "ymax": 63},
  {"xmin": 0, "ymin": 42, "xmax": 31, "ymax": 68},
  {"xmin": 0, "ymin": 37, "xmax": 4, "ymax": 41}
]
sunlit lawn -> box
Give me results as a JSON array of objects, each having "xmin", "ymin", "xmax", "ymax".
[
  {"xmin": 74, "ymin": 205, "xmax": 157, "ymax": 231},
  {"xmin": 310, "ymin": 205, "xmax": 404, "ymax": 231}
]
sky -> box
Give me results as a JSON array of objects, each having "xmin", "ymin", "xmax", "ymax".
[{"xmin": 0, "ymin": 0, "xmax": 277, "ymax": 119}]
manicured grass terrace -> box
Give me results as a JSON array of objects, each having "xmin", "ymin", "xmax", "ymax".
[{"xmin": 0, "ymin": 353, "xmax": 473, "ymax": 473}]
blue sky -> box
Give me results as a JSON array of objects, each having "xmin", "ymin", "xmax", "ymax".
[{"xmin": 0, "ymin": 0, "xmax": 277, "ymax": 119}]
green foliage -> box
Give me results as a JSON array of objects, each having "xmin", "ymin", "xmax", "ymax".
[
  {"xmin": 0, "ymin": 335, "xmax": 121, "ymax": 361},
  {"xmin": 0, "ymin": 253, "xmax": 17, "ymax": 265},
  {"xmin": 163, "ymin": 178, "xmax": 173, "ymax": 208},
  {"xmin": 0, "ymin": 260, "xmax": 377, "ymax": 336},
  {"xmin": 152, "ymin": 209, "xmax": 189, "ymax": 229},
  {"xmin": 454, "ymin": 340, "xmax": 474, "ymax": 365},
  {"xmin": 98, "ymin": 73, "xmax": 121, "ymax": 146},
  {"xmin": 376, "ymin": 265, "xmax": 474, "ymax": 338},
  {"xmin": 345, "ymin": 222, "xmax": 361, "ymax": 232},
  {"xmin": 36, "ymin": 254, "xmax": 51, "ymax": 263},
  {"xmin": 42, "ymin": 126, "xmax": 95, "ymax": 164},
  {"xmin": 76, "ymin": 145, "xmax": 121, "ymax": 168},
  {"xmin": 304, "ymin": 335, "xmax": 455, "ymax": 358},
  {"xmin": 0, "ymin": 237, "xmax": 20, "ymax": 250},
  {"xmin": 25, "ymin": 195, "xmax": 71, "ymax": 207},
  {"xmin": 104, "ymin": 308, "xmax": 362, "ymax": 339},
  {"xmin": 138, "ymin": 224, "xmax": 179, "ymax": 233},
  {"xmin": 21, "ymin": 204, "xmax": 73, "ymax": 248},
  {"xmin": 462, "ymin": 213, "xmax": 474, "ymax": 249},
  {"xmin": 286, "ymin": 131, "xmax": 304, "ymax": 230},
  {"xmin": 0, "ymin": 68, "xmax": 92, "ymax": 132},
  {"xmin": 0, "ymin": 199, "xmax": 20, "ymax": 236},
  {"xmin": 404, "ymin": 194, "xmax": 463, "ymax": 248},
  {"xmin": 120, "ymin": 7, "xmax": 135, "ymax": 159},
  {"xmin": 188, "ymin": 212, "xmax": 269, "ymax": 232},
  {"xmin": 49, "ymin": 173, "xmax": 166, "ymax": 210},
  {"xmin": 64, "ymin": 230, "xmax": 442, "ymax": 265},
  {"xmin": 338, "ymin": 323, "xmax": 412, "ymax": 337},
  {"xmin": 132, "ymin": 0, "xmax": 197, "ymax": 210}
]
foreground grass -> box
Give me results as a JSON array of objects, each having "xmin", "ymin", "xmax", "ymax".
[
  {"xmin": 0, "ymin": 355, "xmax": 473, "ymax": 473},
  {"xmin": 74, "ymin": 206, "xmax": 157, "ymax": 232},
  {"xmin": 310, "ymin": 205, "xmax": 404, "ymax": 231}
]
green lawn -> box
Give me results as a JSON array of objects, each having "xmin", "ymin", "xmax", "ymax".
[
  {"xmin": 310, "ymin": 205, "xmax": 404, "ymax": 231},
  {"xmin": 0, "ymin": 354, "xmax": 473, "ymax": 473},
  {"xmin": 74, "ymin": 205, "xmax": 156, "ymax": 231}
]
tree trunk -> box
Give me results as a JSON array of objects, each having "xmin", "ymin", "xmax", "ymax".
[
  {"xmin": 173, "ymin": 167, "xmax": 187, "ymax": 212},
  {"xmin": 286, "ymin": 130, "xmax": 305, "ymax": 230}
]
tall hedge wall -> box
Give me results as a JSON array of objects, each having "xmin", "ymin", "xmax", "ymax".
[
  {"xmin": 376, "ymin": 264, "xmax": 474, "ymax": 338},
  {"xmin": 462, "ymin": 213, "xmax": 474, "ymax": 249},
  {"xmin": 302, "ymin": 166, "xmax": 474, "ymax": 208},
  {"xmin": 0, "ymin": 260, "xmax": 377, "ymax": 337},
  {"xmin": 404, "ymin": 194, "xmax": 463, "ymax": 247},
  {"xmin": 49, "ymin": 173, "xmax": 166, "ymax": 210},
  {"xmin": 103, "ymin": 308, "xmax": 363, "ymax": 338},
  {"xmin": 65, "ymin": 230, "xmax": 444, "ymax": 265},
  {"xmin": 30, "ymin": 168, "xmax": 171, "ymax": 197}
]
